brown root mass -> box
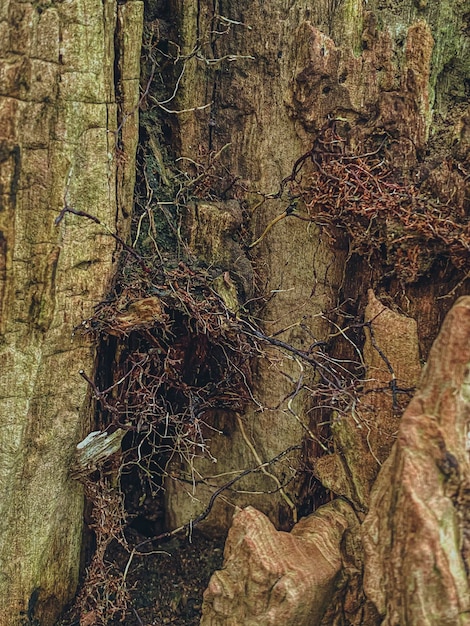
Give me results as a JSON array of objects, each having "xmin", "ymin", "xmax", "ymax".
[{"xmin": 285, "ymin": 124, "xmax": 470, "ymax": 282}]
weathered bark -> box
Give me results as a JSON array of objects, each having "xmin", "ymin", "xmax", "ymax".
[
  {"xmin": 0, "ymin": 1, "xmax": 142, "ymax": 623},
  {"xmin": 139, "ymin": 0, "xmax": 470, "ymax": 624},
  {"xmin": 201, "ymin": 297, "xmax": 470, "ymax": 625},
  {"xmin": 161, "ymin": 0, "xmax": 470, "ymax": 537},
  {"xmin": 165, "ymin": 0, "xmax": 346, "ymax": 534},
  {"xmin": 363, "ymin": 296, "xmax": 470, "ymax": 626},
  {"xmin": 1, "ymin": 0, "xmax": 468, "ymax": 621}
]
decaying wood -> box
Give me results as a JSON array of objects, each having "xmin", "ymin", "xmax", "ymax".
[
  {"xmin": 165, "ymin": 0, "xmax": 347, "ymax": 534},
  {"xmin": 74, "ymin": 429, "xmax": 126, "ymax": 474},
  {"xmin": 163, "ymin": 0, "xmax": 470, "ymax": 539},
  {"xmin": 363, "ymin": 296, "xmax": 470, "ymax": 625},
  {"xmin": 201, "ymin": 297, "xmax": 470, "ymax": 625},
  {"xmin": 201, "ymin": 503, "xmax": 349, "ymax": 626},
  {"xmin": 314, "ymin": 289, "xmax": 421, "ymax": 511},
  {"xmin": 3, "ymin": 0, "xmax": 468, "ymax": 621},
  {"xmin": 149, "ymin": 1, "xmax": 470, "ymax": 624},
  {"xmin": 0, "ymin": 0, "xmax": 142, "ymax": 623}
]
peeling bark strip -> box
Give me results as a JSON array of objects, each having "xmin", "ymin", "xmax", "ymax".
[{"xmin": 0, "ymin": 0, "xmax": 143, "ymax": 623}]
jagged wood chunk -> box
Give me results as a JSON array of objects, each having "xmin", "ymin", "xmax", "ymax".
[
  {"xmin": 201, "ymin": 503, "xmax": 349, "ymax": 626},
  {"xmin": 363, "ymin": 296, "xmax": 470, "ymax": 625}
]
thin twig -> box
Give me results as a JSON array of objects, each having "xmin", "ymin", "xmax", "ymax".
[
  {"xmin": 132, "ymin": 445, "xmax": 302, "ymax": 551},
  {"xmin": 55, "ymin": 205, "xmax": 152, "ymax": 273}
]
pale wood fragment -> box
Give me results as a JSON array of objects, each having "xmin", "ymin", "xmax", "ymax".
[{"xmin": 363, "ymin": 297, "xmax": 470, "ymax": 625}]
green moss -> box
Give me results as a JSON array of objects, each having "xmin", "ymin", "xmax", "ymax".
[
  {"xmin": 333, "ymin": 0, "xmax": 365, "ymax": 56},
  {"xmin": 369, "ymin": 0, "xmax": 470, "ymax": 116}
]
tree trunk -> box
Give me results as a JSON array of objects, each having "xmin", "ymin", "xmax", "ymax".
[
  {"xmin": 164, "ymin": 0, "xmax": 347, "ymax": 534},
  {"xmin": 159, "ymin": 0, "xmax": 470, "ymax": 521},
  {"xmin": 2, "ymin": 0, "xmax": 469, "ymax": 623},
  {"xmin": 139, "ymin": 0, "xmax": 470, "ymax": 623},
  {"xmin": 0, "ymin": 1, "xmax": 142, "ymax": 623}
]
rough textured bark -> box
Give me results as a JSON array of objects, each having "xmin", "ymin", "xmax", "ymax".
[
  {"xmin": 363, "ymin": 296, "xmax": 470, "ymax": 626},
  {"xmin": 161, "ymin": 0, "xmax": 470, "ymax": 532},
  {"xmin": 0, "ymin": 1, "xmax": 142, "ymax": 623},
  {"xmin": 201, "ymin": 297, "xmax": 470, "ymax": 625},
  {"xmin": 165, "ymin": 0, "xmax": 346, "ymax": 534},
  {"xmin": 140, "ymin": 0, "xmax": 470, "ymax": 624}
]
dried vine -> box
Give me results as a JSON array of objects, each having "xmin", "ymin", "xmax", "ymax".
[{"xmin": 263, "ymin": 123, "xmax": 470, "ymax": 282}]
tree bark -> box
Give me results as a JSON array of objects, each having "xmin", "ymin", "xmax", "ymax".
[
  {"xmin": 363, "ymin": 297, "xmax": 470, "ymax": 626},
  {"xmin": 2, "ymin": 0, "xmax": 469, "ymax": 622},
  {"xmin": 161, "ymin": 0, "xmax": 470, "ymax": 530},
  {"xmin": 0, "ymin": 1, "xmax": 142, "ymax": 623},
  {"xmin": 165, "ymin": 0, "xmax": 347, "ymax": 534},
  {"xmin": 140, "ymin": 0, "xmax": 470, "ymax": 623}
]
